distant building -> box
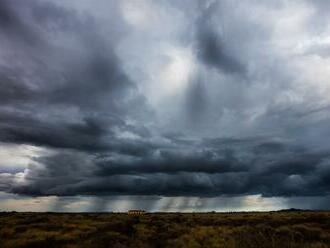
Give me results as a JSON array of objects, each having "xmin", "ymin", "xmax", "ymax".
[{"xmin": 128, "ymin": 210, "xmax": 146, "ymax": 215}]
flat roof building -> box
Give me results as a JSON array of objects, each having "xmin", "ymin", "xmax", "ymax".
[{"xmin": 128, "ymin": 210, "xmax": 146, "ymax": 215}]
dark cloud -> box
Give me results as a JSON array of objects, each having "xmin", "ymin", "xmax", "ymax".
[
  {"xmin": 185, "ymin": 75, "xmax": 209, "ymax": 128},
  {"xmin": 253, "ymin": 142, "xmax": 286, "ymax": 154},
  {"xmin": 195, "ymin": 1, "xmax": 245, "ymax": 74},
  {"xmin": 0, "ymin": 0, "xmax": 148, "ymax": 152},
  {"xmin": 95, "ymin": 148, "xmax": 246, "ymax": 175},
  {"xmin": 0, "ymin": 0, "xmax": 330, "ymax": 209},
  {"xmin": 0, "ymin": 112, "xmax": 109, "ymax": 151},
  {"xmin": 1, "ymin": 136, "xmax": 328, "ymax": 198},
  {"xmin": 0, "ymin": 0, "xmax": 42, "ymax": 46}
]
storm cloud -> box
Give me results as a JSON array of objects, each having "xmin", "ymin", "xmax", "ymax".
[{"xmin": 1, "ymin": 0, "xmax": 330, "ymax": 210}]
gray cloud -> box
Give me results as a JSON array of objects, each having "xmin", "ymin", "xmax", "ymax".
[
  {"xmin": 3, "ymin": 136, "xmax": 329, "ymax": 198},
  {"xmin": 0, "ymin": 0, "xmax": 330, "ymax": 209},
  {"xmin": 195, "ymin": 1, "xmax": 245, "ymax": 74}
]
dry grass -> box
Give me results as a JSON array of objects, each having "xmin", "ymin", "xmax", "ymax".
[{"xmin": 0, "ymin": 211, "xmax": 330, "ymax": 247}]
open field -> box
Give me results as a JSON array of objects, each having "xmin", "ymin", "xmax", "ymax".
[{"xmin": 1, "ymin": 211, "xmax": 330, "ymax": 248}]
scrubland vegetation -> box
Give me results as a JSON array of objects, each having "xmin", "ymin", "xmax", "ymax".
[{"xmin": 1, "ymin": 211, "xmax": 330, "ymax": 247}]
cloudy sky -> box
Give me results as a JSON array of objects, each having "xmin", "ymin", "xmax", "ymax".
[{"xmin": 1, "ymin": 0, "xmax": 330, "ymax": 212}]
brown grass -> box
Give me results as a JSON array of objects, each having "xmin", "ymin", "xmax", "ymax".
[{"xmin": 0, "ymin": 211, "xmax": 330, "ymax": 247}]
